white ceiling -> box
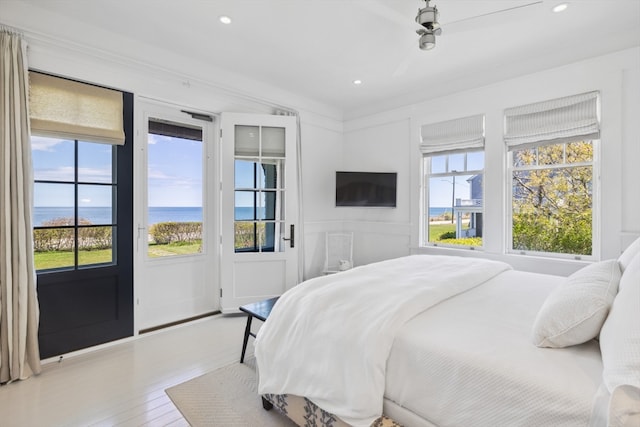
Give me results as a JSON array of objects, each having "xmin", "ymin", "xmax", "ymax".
[{"xmin": 5, "ymin": 0, "xmax": 640, "ymax": 117}]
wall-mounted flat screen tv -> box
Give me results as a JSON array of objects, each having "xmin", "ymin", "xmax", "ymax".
[{"xmin": 335, "ymin": 171, "xmax": 397, "ymax": 207}]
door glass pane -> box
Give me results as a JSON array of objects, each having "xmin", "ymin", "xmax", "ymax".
[
  {"xmin": 78, "ymin": 141, "xmax": 113, "ymax": 183},
  {"xmin": 235, "ymin": 160, "xmax": 257, "ymax": 188},
  {"xmin": 262, "ymin": 126, "xmax": 285, "ymax": 157},
  {"xmin": 33, "ymin": 228, "xmax": 75, "ymax": 270},
  {"xmin": 235, "ymin": 191, "xmax": 257, "ymax": 220},
  {"xmin": 262, "ymin": 191, "xmax": 277, "ymax": 220},
  {"xmin": 147, "ymin": 120, "xmax": 203, "ymax": 257},
  {"xmin": 233, "ymin": 124, "xmax": 285, "ymax": 253},
  {"xmin": 235, "ymin": 222, "xmax": 255, "ymax": 251},
  {"xmin": 34, "ymin": 183, "xmax": 75, "ymax": 225},
  {"xmin": 32, "ymin": 137, "xmax": 74, "ymax": 182},
  {"xmin": 78, "ymin": 226, "xmax": 113, "ymax": 266},
  {"xmin": 258, "ymin": 162, "xmax": 278, "ymax": 189},
  {"xmin": 32, "ymin": 138, "xmax": 118, "ymax": 271},
  {"xmin": 260, "ymin": 222, "xmax": 276, "ymax": 252},
  {"xmin": 235, "ymin": 125, "xmax": 259, "ymax": 156},
  {"xmin": 78, "ymin": 184, "xmax": 113, "ymax": 225}
]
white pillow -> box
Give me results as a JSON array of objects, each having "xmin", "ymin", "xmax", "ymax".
[
  {"xmin": 532, "ymin": 259, "xmax": 621, "ymax": 348},
  {"xmin": 618, "ymin": 236, "xmax": 640, "ymax": 272},
  {"xmin": 600, "ymin": 253, "xmax": 640, "ymax": 393}
]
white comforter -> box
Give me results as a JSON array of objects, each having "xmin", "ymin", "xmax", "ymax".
[{"xmin": 254, "ymin": 254, "xmax": 512, "ymax": 426}]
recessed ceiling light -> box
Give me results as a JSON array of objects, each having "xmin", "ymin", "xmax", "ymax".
[
  {"xmin": 353, "ymin": 79, "xmax": 362, "ymax": 85},
  {"xmin": 552, "ymin": 3, "xmax": 568, "ymax": 13},
  {"xmin": 219, "ymin": 15, "xmax": 232, "ymax": 24}
]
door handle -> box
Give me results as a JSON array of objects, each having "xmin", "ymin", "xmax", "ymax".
[{"xmin": 282, "ymin": 224, "xmax": 294, "ymax": 248}]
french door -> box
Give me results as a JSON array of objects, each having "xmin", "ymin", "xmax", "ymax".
[
  {"xmin": 220, "ymin": 113, "xmax": 299, "ymax": 312},
  {"xmin": 35, "ymin": 93, "xmax": 134, "ymax": 358},
  {"xmin": 135, "ymin": 100, "xmax": 218, "ymax": 330}
]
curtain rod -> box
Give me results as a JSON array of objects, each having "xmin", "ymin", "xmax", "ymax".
[{"xmin": 0, "ymin": 23, "xmax": 24, "ymax": 36}]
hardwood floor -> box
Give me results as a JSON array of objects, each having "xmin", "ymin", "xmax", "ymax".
[{"xmin": 0, "ymin": 314, "xmax": 252, "ymax": 427}]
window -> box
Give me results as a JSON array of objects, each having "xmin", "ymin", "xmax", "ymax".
[
  {"xmin": 32, "ymin": 137, "xmax": 116, "ymax": 270},
  {"xmin": 146, "ymin": 119, "xmax": 204, "ymax": 258},
  {"xmin": 420, "ymin": 114, "xmax": 485, "ymax": 248},
  {"xmin": 29, "ymin": 71, "xmax": 134, "ymax": 358},
  {"xmin": 234, "ymin": 125, "xmax": 285, "ymax": 253},
  {"xmin": 509, "ymin": 141, "xmax": 594, "ymax": 256},
  {"xmin": 504, "ymin": 91, "xmax": 599, "ymax": 258},
  {"xmin": 424, "ymin": 151, "xmax": 484, "ymax": 247},
  {"xmin": 29, "ymin": 71, "xmax": 126, "ymax": 271}
]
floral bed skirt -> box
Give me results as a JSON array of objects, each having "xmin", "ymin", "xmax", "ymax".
[{"xmin": 263, "ymin": 393, "xmax": 403, "ymax": 427}]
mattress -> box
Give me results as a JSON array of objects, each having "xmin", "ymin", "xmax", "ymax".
[{"xmin": 385, "ymin": 270, "xmax": 604, "ymax": 426}]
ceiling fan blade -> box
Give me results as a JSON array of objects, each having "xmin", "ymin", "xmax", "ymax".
[
  {"xmin": 356, "ymin": 0, "xmax": 412, "ymax": 28},
  {"xmin": 392, "ymin": 48, "xmax": 419, "ymax": 78},
  {"xmin": 443, "ymin": 1, "xmax": 544, "ymax": 35}
]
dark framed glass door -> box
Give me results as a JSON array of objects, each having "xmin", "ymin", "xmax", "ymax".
[{"xmin": 34, "ymin": 93, "xmax": 134, "ymax": 358}]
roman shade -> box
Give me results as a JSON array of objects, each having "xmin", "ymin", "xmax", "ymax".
[
  {"xmin": 29, "ymin": 71, "xmax": 125, "ymax": 145},
  {"xmin": 420, "ymin": 114, "xmax": 485, "ymax": 155},
  {"xmin": 504, "ymin": 91, "xmax": 600, "ymax": 150}
]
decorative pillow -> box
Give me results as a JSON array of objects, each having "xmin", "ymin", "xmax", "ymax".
[
  {"xmin": 618, "ymin": 236, "xmax": 640, "ymax": 273},
  {"xmin": 532, "ymin": 259, "xmax": 621, "ymax": 348},
  {"xmin": 600, "ymin": 253, "xmax": 640, "ymax": 393}
]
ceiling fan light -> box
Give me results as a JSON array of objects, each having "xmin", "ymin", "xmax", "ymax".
[{"xmin": 419, "ymin": 32, "xmax": 436, "ymax": 50}]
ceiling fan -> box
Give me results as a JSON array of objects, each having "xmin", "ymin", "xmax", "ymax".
[
  {"xmin": 415, "ymin": 0, "xmax": 442, "ymax": 51},
  {"xmin": 359, "ymin": 0, "xmax": 545, "ymax": 76},
  {"xmin": 414, "ymin": 0, "xmax": 543, "ymax": 51}
]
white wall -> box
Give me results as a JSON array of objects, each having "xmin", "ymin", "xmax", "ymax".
[
  {"xmin": 3, "ymin": 1, "xmax": 639, "ymax": 280},
  {"xmin": 343, "ymin": 47, "xmax": 640, "ymax": 276},
  {"xmin": 2, "ymin": 13, "xmax": 344, "ymax": 283}
]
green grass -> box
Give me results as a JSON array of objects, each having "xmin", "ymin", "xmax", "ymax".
[
  {"xmin": 34, "ymin": 241, "xmax": 203, "ymax": 269},
  {"xmin": 148, "ymin": 241, "xmax": 201, "ymax": 257},
  {"xmin": 428, "ymin": 222, "xmax": 482, "ymax": 247},
  {"xmin": 34, "ymin": 249, "xmax": 112, "ymax": 270}
]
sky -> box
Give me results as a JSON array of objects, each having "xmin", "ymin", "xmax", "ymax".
[
  {"xmin": 32, "ymin": 134, "xmax": 203, "ymax": 208},
  {"xmin": 428, "ymin": 152, "xmax": 483, "ymax": 207},
  {"xmin": 430, "ymin": 176, "xmax": 472, "ymax": 209}
]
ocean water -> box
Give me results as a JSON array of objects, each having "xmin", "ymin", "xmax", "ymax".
[
  {"xmin": 34, "ymin": 206, "xmax": 264, "ymax": 226},
  {"xmin": 33, "ymin": 206, "xmax": 453, "ymax": 226}
]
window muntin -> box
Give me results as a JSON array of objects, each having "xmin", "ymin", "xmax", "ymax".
[
  {"xmin": 509, "ymin": 140, "xmax": 594, "ymax": 257},
  {"xmin": 32, "ymin": 137, "xmax": 116, "ymax": 271},
  {"xmin": 423, "ymin": 150, "xmax": 484, "ymax": 248}
]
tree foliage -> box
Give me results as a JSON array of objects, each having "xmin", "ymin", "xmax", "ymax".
[{"xmin": 512, "ymin": 141, "xmax": 592, "ymax": 255}]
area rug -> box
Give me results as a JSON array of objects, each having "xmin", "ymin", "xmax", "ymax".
[{"xmin": 165, "ymin": 357, "xmax": 296, "ymax": 426}]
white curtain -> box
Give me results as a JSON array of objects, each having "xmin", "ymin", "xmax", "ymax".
[
  {"xmin": 276, "ymin": 109, "xmax": 305, "ymax": 282},
  {"xmin": 0, "ymin": 28, "xmax": 42, "ymax": 383}
]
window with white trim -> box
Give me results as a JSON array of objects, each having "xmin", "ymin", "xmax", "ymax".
[
  {"xmin": 420, "ymin": 114, "xmax": 485, "ymax": 248},
  {"xmin": 505, "ymin": 91, "xmax": 599, "ymax": 258}
]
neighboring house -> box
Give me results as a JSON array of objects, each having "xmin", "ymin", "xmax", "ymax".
[{"xmin": 454, "ymin": 175, "xmax": 483, "ymax": 238}]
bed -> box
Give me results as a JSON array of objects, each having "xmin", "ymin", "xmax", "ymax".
[{"xmin": 254, "ymin": 240, "xmax": 640, "ymax": 427}]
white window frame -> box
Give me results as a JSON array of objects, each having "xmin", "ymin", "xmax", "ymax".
[
  {"xmin": 422, "ymin": 149, "xmax": 485, "ymax": 249},
  {"xmin": 506, "ymin": 139, "xmax": 600, "ymax": 260}
]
